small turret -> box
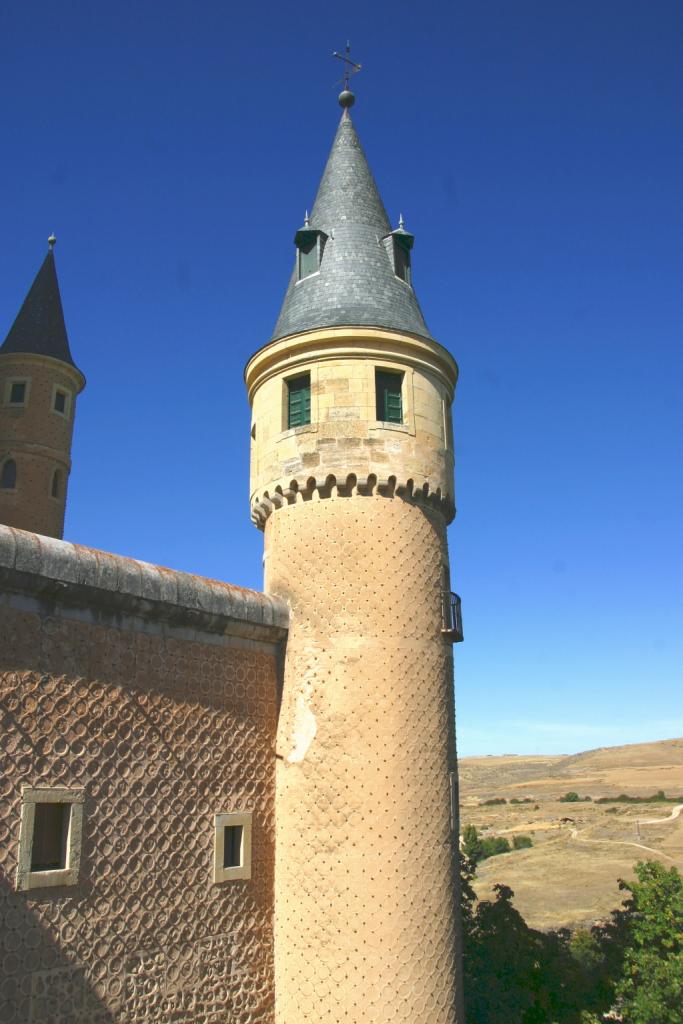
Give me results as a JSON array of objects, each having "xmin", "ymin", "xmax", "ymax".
[{"xmin": 0, "ymin": 238, "xmax": 85, "ymax": 538}]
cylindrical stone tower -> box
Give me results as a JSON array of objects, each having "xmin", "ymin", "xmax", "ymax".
[
  {"xmin": 0, "ymin": 239, "xmax": 85, "ymax": 538},
  {"xmin": 246, "ymin": 96, "xmax": 463, "ymax": 1024}
]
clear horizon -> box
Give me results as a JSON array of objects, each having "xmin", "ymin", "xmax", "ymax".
[{"xmin": 1, "ymin": 0, "xmax": 681, "ymax": 757}]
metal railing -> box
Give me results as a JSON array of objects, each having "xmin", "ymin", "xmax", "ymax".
[{"xmin": 441, "ymin": 591, "xmax": 463, "ymax": 643}]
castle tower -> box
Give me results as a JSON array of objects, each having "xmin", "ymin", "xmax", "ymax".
[
  {"xmin": 246, "ymin": 93, "xmax": 463, "ymax": 1024},
  {"xmin": 0, "ymin": 238, "xmax": 85, "ymax": 538}
]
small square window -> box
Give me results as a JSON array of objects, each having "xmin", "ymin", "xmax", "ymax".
[
  {"xmin": 7, "ymin": 380, "xmax": 28, "ymax": 406},
  {"xmin": 214, "ymin": 811, "xmax": 252, "ymax": 883},
  {"xmin": 16, "ymin": 787, "xmax": 84, "ymax": 891}
]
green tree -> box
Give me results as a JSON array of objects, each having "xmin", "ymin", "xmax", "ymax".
[
  {"xmin": 615, "ymin": 861, "xmax": 683, "ymax": 1024},
  {"xmin": 462, "ymin": 824, "xmax": 484, "ymax": 865},
  {"xmin": 462, "ymin": 881, "xmax": 589, "ymax": 1023},
  {"xmin": 560, "ymin": 791, "xmax": 581, "ymax": 802}
]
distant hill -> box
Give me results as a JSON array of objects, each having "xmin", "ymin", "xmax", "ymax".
[
  {"xmin": 458, "ymin": 738, "xmax": 683, "ymax": 931},
  {"xmin": 459, "ymin": 737, "xmax": 683, "ymax": 802}
]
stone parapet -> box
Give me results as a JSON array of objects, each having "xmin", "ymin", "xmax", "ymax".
[
  {"xmin": 0, "ymin": 525, "xmax": 289, "ymax": 643},
  {"xmin": 250, "ymin": 471, "xmax": 455, "ymax": 528}
]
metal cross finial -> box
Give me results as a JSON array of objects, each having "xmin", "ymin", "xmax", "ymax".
[{"xmin": 332, "ymin": 41, "xmax": 362, "ymax": 92}]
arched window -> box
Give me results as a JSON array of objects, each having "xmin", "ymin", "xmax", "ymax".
[
  {"xmin": 1, "ymin": 459, "xmax": 17, "ymax": 490},
  {"xmin": 51, "ymin": 469, "xmax": 62, "ymax": 499}
]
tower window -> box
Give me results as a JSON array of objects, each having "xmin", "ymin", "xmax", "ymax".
[
  {"xmin": 6, "ymin": 380, "xmax": 28, "ymax": 406},
  {"xmin": 375, "ymin": 370, "xmax": 404, "ymax": 424},
  {"xmin": 294, "ymin": 224, "xmax": 327, "ymax": 281},
  {"xmin": 51, "ymin": 385, "xmax": 71, "ymax": 417},
  {"xmin": 298, "ymin": 238, "xmax": 319, "ymax": 279},
  {"xmin": 287, "ymin": 374, "xmax": 311, "ymax": 428},
  {"xmin": 393, "ymin": 237, "xmax": 412, "ymax": 285},
  {"xmin": 16, "ymin": 787, "xmax": 85, "ymax": 891},
  {"xmin": 1, "ymin": 459, "xmax": 17, "ymax": 490},
  {"xmin": 51, "ymin": 468, "xmax": 62, "ymax": 499},
  {"xmin": 214, "ymin": 811, "xmax": 252, "ymax": 882}
]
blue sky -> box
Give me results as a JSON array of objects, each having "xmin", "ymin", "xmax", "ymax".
[{"xmin": 1, "ymin": 1, "xmax": 681, "ymax": 756}]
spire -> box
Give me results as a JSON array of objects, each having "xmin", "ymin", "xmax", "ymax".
[
  {"xmin": 271, "ymin": 108, "xmax": 433, "ymax": 343},
  {"xmin": 1, "ymin": 239, "xmax": 79, "ymax": 368}
]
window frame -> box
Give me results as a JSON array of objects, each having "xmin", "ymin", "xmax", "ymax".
[
  {"xmin": 4, "ymin": 378, "xmax": 30, "ymax": 408},
  {"xmin": 297, "ymin": 236, "xmax": 320, "ymax": 281},
  {"xmin": 1, "ymin": 458, "xmax": 17, "ymax": 491},
  {"xmin": 50, "ymin": 467, "xmax": 62, "ymax": 500},
  {"xmin": 213, "ymin": 811, "xmax": 252, "ymax": 883},
  {"xmin": 286, "ymin": 372, "xmax": 312, "ymax": 429},
  {"xmin": 16, "ymin": 787, "xmax": 85, "ymax": 892},
  {"xmin": 375, "ymin": 368, "xmax": 405, "ymax": 424},
  {"xmin": 393, "ymin": 236, "xmax": 412, "ymax": 285},
  {"xmin": 51, "ymin": 384, "xmax": 72, "ymax": 419}
]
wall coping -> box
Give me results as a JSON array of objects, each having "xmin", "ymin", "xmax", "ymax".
[
  {"xmin": 0, "ymin": 525, "xmax": 288, "ymax": 643},
  {"xmin": 244, "ymin": 325, "xmax": 458, "ymax": 405}
]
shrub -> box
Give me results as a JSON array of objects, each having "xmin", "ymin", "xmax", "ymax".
[
  {"xmin": 480, "ymin": 835, "xmax": 511, "ymax": 859},
  {"xmin": 512, "ymin": 834, "xmax": 533, "ymax": 850},
  {"xmin": 461, "ymin": 825, "xmax": 512, "ymax": 864},
  {"xmin": 596, "ymin": 791, "xmax": 683, "ymax": 805},
  {"xmin": 560, "ymin": 791, "xmax": 581, "ymax": 802},
  {"xmin": 481, "ymin": 797, "xmax": 507, "ymax": 806}
]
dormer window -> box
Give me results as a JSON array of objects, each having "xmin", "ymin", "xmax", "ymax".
[
  {"xmin": 384, "ymin": 218, "xmax": 415, "ymax": 286},
  {"xmin": 294, "ymin": 219, "xmax": 327, "ymax": 281},
  {"xmin": 299, "ymin": 237, "xmax": 320, "ymax": 279},
  {"xmin": 393, "ymin": 236, "xmax": 411, "ymax": 284}
]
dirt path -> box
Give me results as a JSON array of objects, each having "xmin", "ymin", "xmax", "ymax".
[
  {"xmin": 569, "ymin": 827, "xmax": 676, "ymax": 863},
  {"xmin": 637, "ymin": 803, "xmax": 683, "ymax": 825}
]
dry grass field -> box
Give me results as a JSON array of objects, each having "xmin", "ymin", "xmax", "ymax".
[{"xmin": 458, "ymin": 737, "xmax": 683, "ymax": 931}]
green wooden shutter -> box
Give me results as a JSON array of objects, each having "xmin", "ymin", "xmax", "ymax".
[
  {"xmin": 299, "ymin": 239, "xmax": 318, "ymax": 279},
  {"xmin": 375, "ymin": 371, "xmax": 404, "ymax": 423},
  {"xmin": 287, "ymin": 375, "xmax": 311, "ymax": 428}
]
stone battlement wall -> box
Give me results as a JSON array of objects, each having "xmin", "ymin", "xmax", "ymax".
[
  {"xmin": 0, "ymin": 526, "xmax": 287, "ymax": 1024},
  {"xmin": 250, "ymin": 470, "xmax": 455, "ymax": 528}
]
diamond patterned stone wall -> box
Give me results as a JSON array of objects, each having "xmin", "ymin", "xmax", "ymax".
[
  {"xmin": 0, "ymin": 603, "xmax": 278, "ymax": 1024},
  {"xmin": 265, "ymin": 494, "xmax": 460, "ymax": 1024}
]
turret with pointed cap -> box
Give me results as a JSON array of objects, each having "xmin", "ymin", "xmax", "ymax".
[
  {"xmin": 246, "ymin": 92, "xmax": 462, "ymax": 1024},
  {"xmin": 1, "ymin": 238, "xmax": 83, "ymax": 372},
  {"xmin": 0, "ymin": 239, "xmax": 85, "ymax": 538}
]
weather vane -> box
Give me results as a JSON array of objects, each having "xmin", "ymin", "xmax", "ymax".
[{"xmin": 333, "ymin": 41, "xmax": 362, "ymax": 94}]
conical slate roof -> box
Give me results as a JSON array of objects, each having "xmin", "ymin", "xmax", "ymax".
[
  {"xmin": 1, "ymin": 247, "xmax": 78, "ymax": 367},
  {"xmin": 271, "ymin": 109, "xmax": 433, "ymax": 342}
]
